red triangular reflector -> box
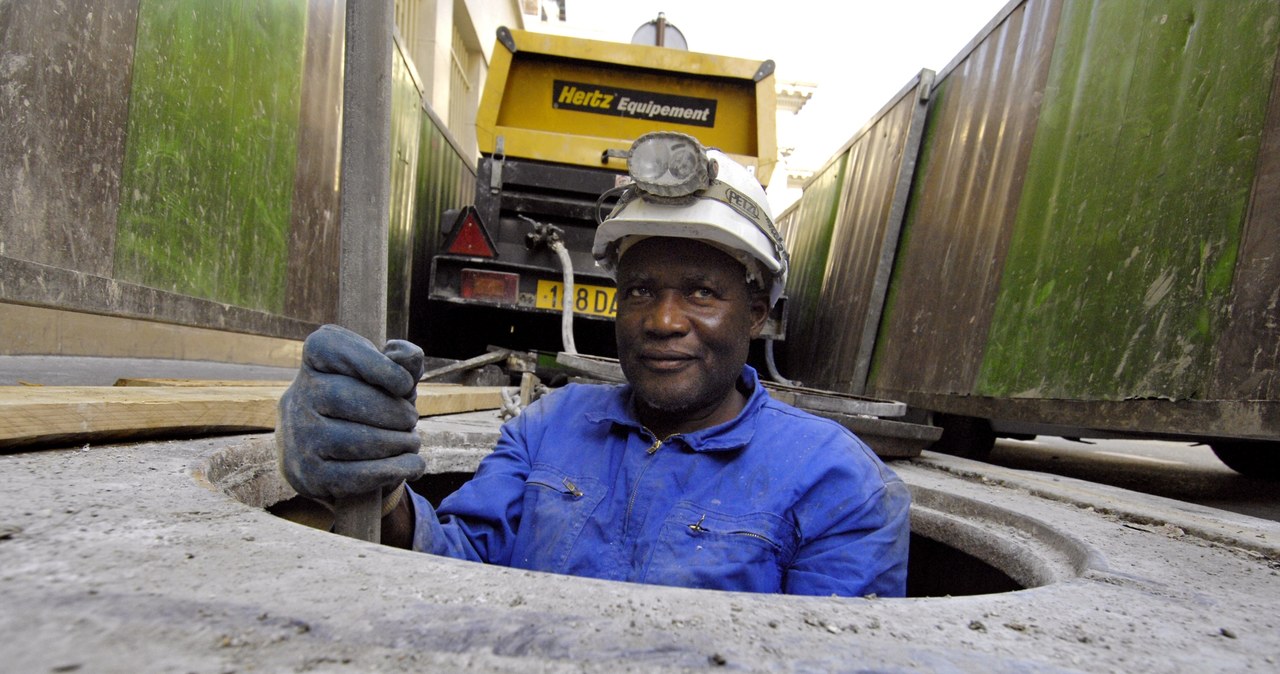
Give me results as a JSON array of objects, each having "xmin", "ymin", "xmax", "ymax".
[{"xmin": 444, "ymin": 207, "xmax": 496, "ymax": 258}]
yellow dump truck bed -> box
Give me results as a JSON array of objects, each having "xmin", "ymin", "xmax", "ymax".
[{"xmin": 477, "ymin": 28, "xmax": 777, "ymax": 185}]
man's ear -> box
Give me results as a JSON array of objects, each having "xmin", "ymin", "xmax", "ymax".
[{"xmin": 748, "ymin": 294, "xmax": 770, "ymax": 339}]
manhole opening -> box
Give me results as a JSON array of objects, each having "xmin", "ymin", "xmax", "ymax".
[
  {"xmin": 907, "ymin": 534, "xmax": 1019, "ymax": 596},
  {"xmin": 204, "ymin": 437, "xmax": 1087, "ymax": 600},
  {"xmin": 267, "ymin": 473, "xmax": 1054, "ymax": 599}
]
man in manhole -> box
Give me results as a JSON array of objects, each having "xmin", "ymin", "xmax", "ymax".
[{"xmin": 277, "ymin": 132, "xmax": 911, "ymax": 597}]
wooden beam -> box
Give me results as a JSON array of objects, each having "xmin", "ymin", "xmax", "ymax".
[
  {"xmin": 113, "ymin": 378, "xmax": 295, "ymax": 387},
  {"xmin": 413, "ymin": 386, "xmax": 506, "ymax": 417},
  {"xmin": 0, "ymin": 385, "xmax": 504, "ymax": 449}
]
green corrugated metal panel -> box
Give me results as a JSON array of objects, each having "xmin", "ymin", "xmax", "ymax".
[
  {"xmin": 1208, "ymin": 56, "xmax": 1280, "ymax": 403},
  {"xmin": 869, "ymin": 0, "xmax": 1062, "ymax": 398},
  {"xmin": 114, "ymin": 0, "xmax": 306, "ymax": 313},
  {"xmin": 978, "ymin": 0, "xmax": 1280, "ymax": 400},
  {"xmin": 412, "ymin": 111, "xmax": 475, "ymax": 264},
  {"xmin": 868, "ymin": 76, "xmax": 950, "ymax": 391},
  {"xmin": 796, "ymin": 74, "xmax": 932, "ymax": 394},
  {"xmin": 779, "ymin": 153, "xmax": 847, "ymax": 362},
  {"xmin": 387, "ymin": 40, "xmax": 424, "ymax": 341},
  {"xmin": 282, "ymin": 0, "xmax": 343, "ymax": 325},
  {"xmin": 407, "ymin": 106, "xmax": 477, "ymax": 346}
]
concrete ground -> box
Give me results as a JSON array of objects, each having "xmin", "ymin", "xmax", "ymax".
[
  {"xmin": 1, "ymin": 409, "xmax": 1277, "ymax": 673},
  {"xmin": 987, "ymin": 436, "xmax": 1280, "ymax": 523},
  {"xmin": 0, "ymin": 355, "xmax": 300, "ymax": 386}
]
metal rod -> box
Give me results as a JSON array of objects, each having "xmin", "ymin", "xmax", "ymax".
[
  {"xmin": 333, "ymin": 0, "xmax": 394, "ymax": 543},
  {"xmin": 419, "ymin": 350, "xmax": 509, "ymax": 382}
]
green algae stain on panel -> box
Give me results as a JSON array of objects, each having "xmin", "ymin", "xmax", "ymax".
[
  {"xmin": 978, "ymin": 0, "xmax": 1279, "ymax": 400},
  {"xmin": 1033, "ymin": 279, "xmax": 1055, "ymax": 308},
  {"xmin": 115, "ymin": 0, "xmax": 307, "ymax": 313},
  {"xmin": 782, "ymin": 153, "xmax": 849, "ymax": 355}
]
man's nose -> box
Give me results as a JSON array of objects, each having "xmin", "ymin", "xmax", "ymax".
[{"xmin": 644, "ymin": 292, "xmax": 690, "ymax": 335}]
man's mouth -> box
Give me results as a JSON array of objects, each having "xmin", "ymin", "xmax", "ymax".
[{"xmin": 638, "ymin": 350, "xmax": 697, "ymax": 371}]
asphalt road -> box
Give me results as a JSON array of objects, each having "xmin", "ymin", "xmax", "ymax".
[{"xmin": 982, "ymin": 436, "xmax": 1280, "ymax": 523}]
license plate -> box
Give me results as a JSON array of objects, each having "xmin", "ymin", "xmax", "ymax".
[{"xmin": 535, "ymin": 280, "xmax": 617, "ymax": 318}]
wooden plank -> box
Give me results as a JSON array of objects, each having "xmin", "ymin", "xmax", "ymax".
[
  {"xmin": 113, "ymin": 378, "xmax": 295, "ymax": 387},
  {"xmin": 0, "ymin": 385, "xmax": 504, "ymax": 449},
  {"xmin": 0, "ymin": 386, "xmax": 283, "ymax": 448},
  {"xmin": 110, "ymin": 379, "xmax": 498, "ymax": 417},
  {"xmin": 413, "ymin": 386, "xmax": 504, "ymax": 417}
]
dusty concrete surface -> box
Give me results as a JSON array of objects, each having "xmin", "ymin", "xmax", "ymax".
[
  {"xmin": 1, "ymin": 415, "xmax": 1278, "ymax": 672},
  {"xmin": 0, "ymin": 355, "xmax": 299, "ymax": 386}
]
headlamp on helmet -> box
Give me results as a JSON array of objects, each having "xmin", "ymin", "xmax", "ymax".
[
  {"xmin": 624, "ymin": 132, "xmax": 717, "ymax": 199},
  {"xmin": 594, "ymin": 132, "xmax": 790, "ymax": 307}
]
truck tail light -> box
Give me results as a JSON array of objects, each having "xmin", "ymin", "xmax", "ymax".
[
  {"xmin": 461, "ymin": 269, "xmax": 519, "ymax": 305},
  {"xmin": 443, "ymin": 206, "xmax": 497, "ymax": 258}
]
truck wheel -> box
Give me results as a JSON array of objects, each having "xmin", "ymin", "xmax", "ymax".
[
  {"xmin": 930, "ymin": 413, "xmax": 996, "ymax": 460},
  {"xmin": 1210, "ymin": 441, "xmax": 1280, "ymax": 480}
]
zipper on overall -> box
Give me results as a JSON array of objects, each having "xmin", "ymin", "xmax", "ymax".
[
  {"xmin": 622, "ymin": 429, "xmax": 674, "ymax": 534},
  {"xmin": 526, "ymin": 476, "xmax": 584, "ymax": 498},
  {"xmin": 688, "ymin": 514, "xmax": 776, "ymax": 546}
]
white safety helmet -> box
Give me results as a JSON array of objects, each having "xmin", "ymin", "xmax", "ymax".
[{"xmin": 593, "ymin": 132, "xmax": 789, "ymax": 306}]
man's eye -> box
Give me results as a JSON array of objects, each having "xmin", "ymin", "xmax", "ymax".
[
  {"xmin": 623, "ymin": 286, "xmax": 651, "ymax": 298},
  {"xmin": 691, "ymin": 287, "xmax": 716, "ymax": 299}
]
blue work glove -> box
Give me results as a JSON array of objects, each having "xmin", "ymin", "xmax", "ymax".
[{"xmin": 277, "ymin": 324, "xmax": 426, "ymax": 505}]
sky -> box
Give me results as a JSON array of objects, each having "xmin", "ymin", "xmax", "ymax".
[{"xmin": 524, "ymin": 0, "xmax": 1013, "ymax": 210}]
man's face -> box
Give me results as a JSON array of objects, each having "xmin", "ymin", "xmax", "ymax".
[{"xmin": 614, "ymin": 237, "xmax": 769, "ymax": 434}]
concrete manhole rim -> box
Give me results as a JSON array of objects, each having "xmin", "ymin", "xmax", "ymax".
[
  {"xmin": 195, "ymin": 434, "xmax": 1106, "ymax": 602},
  {"xmin": 910, "ymin": 484, "xmax": 1106, "ymax": 588},
  {"xmin": 9, "ymin": 431, "xmax": 1276, "ymax": 673}
]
